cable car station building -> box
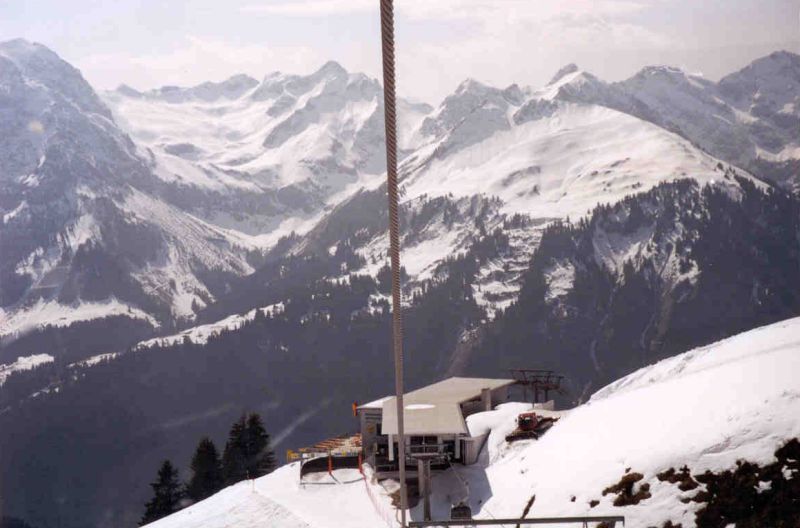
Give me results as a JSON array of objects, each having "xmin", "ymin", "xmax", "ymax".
[{"xmin": 357, "ymin": 377, "xmax": 515, "ymax": 476}]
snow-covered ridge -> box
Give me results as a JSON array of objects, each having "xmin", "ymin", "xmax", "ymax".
[
  {"xmin": 144, "ymin": 316, "xmax": 800, "ymax": 528},
  {"xmin": 551, "ymin": 54, "xmax": 800, "ymax": 189},
  {"xmin": 401, "ymin": 101, "xmax": 751, "ymax": 220},
  {"xmin": 0, "ymin": 353, "xmax": 54, "ymax": 386},
  {"xmin": 0, "ymin": 298, "xmax": 158, "ymax": 340},
  {"xmin": 591, "ymin": 315, "xmax": 800, "ymax": 402},
  {"xmin": 136, "ymin": 302, "xmax": 284, "ymax": 349}
]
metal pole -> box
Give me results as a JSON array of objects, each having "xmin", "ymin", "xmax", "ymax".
[{"xmin": 378, "ymin": 0, "xmax": 408, "ymax": 526}]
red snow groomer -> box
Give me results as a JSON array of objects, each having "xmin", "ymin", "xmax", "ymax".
[{"xmin": 505, "ymin": 412, "xmax": 558, "ymax": 443}]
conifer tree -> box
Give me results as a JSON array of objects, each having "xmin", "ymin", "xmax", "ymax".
[
  {"xmin": 222, "ymin": 416, "xmax": 248, "ymax": 485},
  {"xmin": 186, "ymin": 437, "xmax": 223, "ymax": 502},
  {"xmin": 221, "ymin": 413, "xmax": 277, "ymax": 486},
  {"xmin": 140, "ymin": 460, "xmax": 182, "ymax": 526},
  {"xmin": 243, "ymin": 413, "xmax": 276, "ymax": 477}
]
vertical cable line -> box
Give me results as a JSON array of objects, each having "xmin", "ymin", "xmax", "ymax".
[{"xmin": 378, "ymin": 0, "xmax": 408, "ymax": 526}]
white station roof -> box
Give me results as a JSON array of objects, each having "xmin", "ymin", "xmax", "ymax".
[{"xmin": 379, "ymin": 377, "xmax": 515, "ymax": 436}]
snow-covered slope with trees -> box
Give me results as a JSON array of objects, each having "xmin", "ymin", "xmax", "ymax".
[
  {"xmin": 143, "ymin": 316, "xmax": 800, "ymax": 528},
  {"xmin": 317, "ymin": 87, "xmax": 761, "ymax": 314},
  {"xmin": 0, "ymin": 352, "xmax": 53, "ymax": 385}
]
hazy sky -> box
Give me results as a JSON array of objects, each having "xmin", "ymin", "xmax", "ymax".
[{"xmin": 2, "ymin": 0, "xmax": 798, "ymax": 103}]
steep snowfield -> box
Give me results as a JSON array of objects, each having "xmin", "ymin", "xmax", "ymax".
[{"xmin": 145, "ymin": 316, "xmax": 800, "ymax": 528}]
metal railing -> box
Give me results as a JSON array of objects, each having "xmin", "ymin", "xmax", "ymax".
[{"xmin": 408, "ymin": 515, "xmax": 625, "ymax": 527}]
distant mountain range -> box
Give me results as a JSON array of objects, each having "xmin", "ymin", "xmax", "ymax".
[
  {"xmin": 1, "ymin": 38, "xmax": 799, "ymax": 528},
  {"xmin": 1, "ymin": 40, "xmax": 798, "ymax": 352}
]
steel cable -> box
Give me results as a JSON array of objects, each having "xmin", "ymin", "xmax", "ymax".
[{"xmin": 379, "ymin": 0, "xmax": 408, "ymax": 526}]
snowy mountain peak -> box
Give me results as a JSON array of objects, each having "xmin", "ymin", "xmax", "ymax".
[
  {"xmin": 454, "ymin": 77, "xmax": 494, "ymax": 96},
  {"xmin": 548, "ymin": 63, "xmax": 580, "ymax": 85},
  {"xmin": 415, "ymin": 77, "xmax": 515, "ymax": 152},
  {"xmin": 502, "ymin": 83, "xmax": 525, "ymax": 104},
  {"xmin": 749, "ymin": 49, "xmax": 800, "ymax": 71},
  {"xmin": 314, "ymin": 59, "xmax": 348, "ymax": 78},
  {"xmin": 131, "ymin": 74, "xmax": 260, "ymax": 103},
  {"xmin": 0, "ymin": 38, "xmax": 56, "ymax": 64},
  {"xmin": 0, "ymin": 40, "xmax": 264, "ymax": 335},
  {"xmin": 539, "ymin": 65, "xmax": 605, "ymax": 102},
  {"xmin": 190, "ymin": 73, "xmax": 259, "ymax": 101},
  {"xmin": 115, "ymin": 83, "xmax": 142, "ymax": 97},
  {"xmin": 718, "ymin": 50, "xmax": 800, "ymax": 114},
  {"xmin": 629, "ymin": 64, "xmax": 706, "ymax": 87},
  {"xmin": 0, "ymin": 38, "xmax": 112, "ymax": 119}
]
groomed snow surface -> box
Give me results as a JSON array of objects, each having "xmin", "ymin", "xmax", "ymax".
[{"xmin": 145, "ymin": 316, "xmax": 800, "ymax": 528}]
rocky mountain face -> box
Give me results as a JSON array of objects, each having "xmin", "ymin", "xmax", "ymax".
[
  {"xmin": 0, "ymin": 40, "xmax": 266, "ymax": 348},
  {"xmin": 1, "ymin": 39, "xmax": 799, "ymax": 528}
]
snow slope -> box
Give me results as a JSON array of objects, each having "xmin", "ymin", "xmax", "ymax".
[
  {"xmin": 458, "ymin": 316, "xmax": 800, "ymax": 527},
  {"xmin": 402, "ymin": 101, "xmax": 741, "ymax": 219},
  {"xmin": 0, "ymin": 298, "xmax": 159, "ymax": 339},
  {"xmin": 0, "ymin": 353, "xmax": 53, "ymax": 385},
  {"xmin": 135, "ymin": 302, "xmax": 283, "ymax": 349},
  {"xmin": 551, "ymin": 53, "xmax": 800, "ymax": 190},
  {"xmin": 147, "ymin": 468, "xmax": 390, "ymax": 528},
  {"xmin": 144, "ymin": 316, "xmax": 800, "ymax": 528}
]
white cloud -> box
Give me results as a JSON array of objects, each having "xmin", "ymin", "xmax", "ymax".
[{"xmin": 76, "ymin": 36, "xmax": 322, "ymax": 91}]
